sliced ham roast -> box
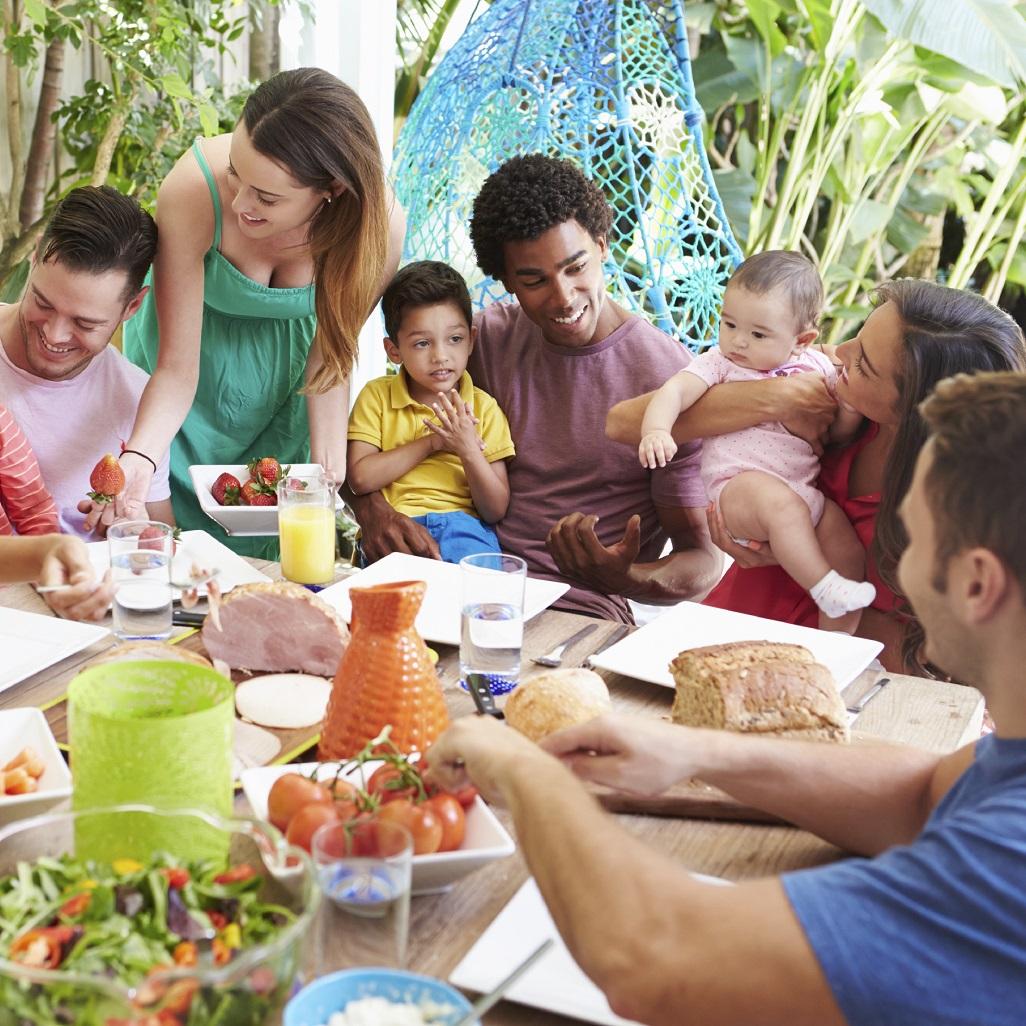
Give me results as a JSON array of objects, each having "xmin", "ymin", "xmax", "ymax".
[{"xmin": 201, "ymin": 581, "xmax": 349, "ymax": 676}]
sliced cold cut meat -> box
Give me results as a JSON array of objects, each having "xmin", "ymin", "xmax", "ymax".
[{"xmin": 201, "ymin": 581, "xmax": 349, "ymax": 676}]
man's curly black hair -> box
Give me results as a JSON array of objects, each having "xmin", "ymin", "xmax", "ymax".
[{"xmin": 470, "ymin": 154, "xmax": 614, "ymax": 281}]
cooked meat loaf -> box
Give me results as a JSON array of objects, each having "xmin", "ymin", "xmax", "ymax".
[
  {"xmin": 201, "ymin": 581, "xmax": 349, "ymax": 676},
  {"xmin": 670, "ymin": 641, "xmax": 848, "ymax": 742}
]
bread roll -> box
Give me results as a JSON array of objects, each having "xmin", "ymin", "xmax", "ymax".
[
  {"xmin": 670, "ymin": 641, "xmax": 848, "ymax": 742},
  {"xmin": 505, "ymin": 667, "xmax": 612, "ymax": 742}
]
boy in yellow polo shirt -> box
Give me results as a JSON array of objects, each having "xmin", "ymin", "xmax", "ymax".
[{"xmin": 347, "ymin": 261, "xmax": 514, "ymax": 563}]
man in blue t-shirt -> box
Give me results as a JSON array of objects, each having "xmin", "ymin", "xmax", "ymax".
[{"xmin": 427, "ymin": 370, "xmax": 1026, "ymax": 1025}]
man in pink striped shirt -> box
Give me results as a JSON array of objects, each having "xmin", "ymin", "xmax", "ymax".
[{"xmin": 0, "ymin": 405, "xmax": 58, "ymax": 535}]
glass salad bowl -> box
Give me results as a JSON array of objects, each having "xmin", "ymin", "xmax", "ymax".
[{"xmin": 0, "ymin": 805, "xmax": 320, "ymax": 1026}]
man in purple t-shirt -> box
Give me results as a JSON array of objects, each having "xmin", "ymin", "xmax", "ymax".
[{"xmin": 350, "ymin": 155, "xmax": 720, "ymax": 621}]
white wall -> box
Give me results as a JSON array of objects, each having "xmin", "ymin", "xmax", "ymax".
[{"xmin": 281, "ymin": 0, "xmax": 398, "ymax": 398}]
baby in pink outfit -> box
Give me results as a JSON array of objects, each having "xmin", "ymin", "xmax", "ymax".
[{"xmin": 639, "ymin": 251, "xmax": 873, "ymax": 630}]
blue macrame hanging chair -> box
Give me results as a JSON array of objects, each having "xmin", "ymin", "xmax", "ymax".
[{"xmin": 392, "ymin": 0, "xmax": 743, "ymax": 350}]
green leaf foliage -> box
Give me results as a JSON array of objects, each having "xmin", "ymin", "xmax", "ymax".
[{"xmin": 862, "ymin": 0, "xmax": 1026, "ymax": 87}]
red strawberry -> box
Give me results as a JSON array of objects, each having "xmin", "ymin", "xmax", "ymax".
[
  {"xmin": 137, "ymin": 525, "xmax": 167, "ymax": 552},
  {"xmin": 240, "ymin": 480, "xmax": 276, "ymax": 506},
  {"xmin": 246, "ymin": 456, "xmax": 287, "ymax": 488},
  {"xmin": 139, "ymin": 525, "xmax": 180, "ymax": 553},
  {"xmin": 87, "ymin": 454, "xmax": 125, "ymax": 504},
  {"xmin": 211, "ymin": 472, "xmax": 241, "ymax": 506}
]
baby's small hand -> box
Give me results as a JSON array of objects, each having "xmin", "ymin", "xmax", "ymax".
[{"xmin": 638, "ymin": 430, "xmax": 677, "ymax": 469}]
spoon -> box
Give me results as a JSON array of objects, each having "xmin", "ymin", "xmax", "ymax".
[{"xmin": 451, "ymin": 938, "xmax": 554, "ymax": 1025}]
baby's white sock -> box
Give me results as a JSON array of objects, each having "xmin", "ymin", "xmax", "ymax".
[{"xmin": 810, "ymin": 570, "xmax": 876, "ymax": 618}]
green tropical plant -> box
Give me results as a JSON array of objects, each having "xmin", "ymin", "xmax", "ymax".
[{"xmin": 692, "ymin": 0, "xmax": 1026, "ymax": 338}]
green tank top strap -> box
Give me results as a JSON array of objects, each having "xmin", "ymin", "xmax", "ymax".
[{"xmin": 191, "ymin": 139, "xmax": 222, "ymax": 249}]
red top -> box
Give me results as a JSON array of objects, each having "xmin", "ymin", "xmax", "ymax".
[
  {"xmin": 0, "ymin": 405, "xmax": 58, "ymax": 537},
  {"xmin": 704, "ymin": 423, "xmax": 900, "ymax": 626}
]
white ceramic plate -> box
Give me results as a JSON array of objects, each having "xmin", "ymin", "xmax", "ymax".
[
  {"xmin": 87, "ymin": 530, "xmax": 271, "ymax": 599},
  {"xmin": 317, "ymin": 552, "xmax": 569, "ymax": 647},
  {"xmin": 450, "ymin": 875, "xmax": 729, "ymax": 1025},
  {"xmin": 589, "ymin": 601, "xmax": 883, "ymax": 692},
  {"xmin": 241, "ymin": 760, "xmax": 515, "ymax": 895},
  {"xmin": 0, "ymin": 708, "xmax": 72, "ymax": 826},
  {"xmin": 0, "ymin": 608, "xmax": 109, "ymax": 693},
  {"xmin": 188, "ymin": 464, "xmax": 344, "ymax": 537}
]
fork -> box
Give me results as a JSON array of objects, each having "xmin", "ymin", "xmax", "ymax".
[{"xmin": 531, "ymin": 623, "xmax": 598, "ymax": 667}]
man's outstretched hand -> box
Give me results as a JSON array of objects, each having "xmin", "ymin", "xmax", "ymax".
[{"xmin": 546, "ymin": 512, "xmax": 641, "ymax": 593}]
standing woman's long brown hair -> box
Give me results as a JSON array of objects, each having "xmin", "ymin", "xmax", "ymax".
[{"xmin": 242, "ymin": 68, "xmax": 390, "ymax": 391}]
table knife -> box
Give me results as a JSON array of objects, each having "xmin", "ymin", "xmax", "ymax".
[{"xmin": 585, "ymin": 624, "xmax": 630, "ymax": 666}]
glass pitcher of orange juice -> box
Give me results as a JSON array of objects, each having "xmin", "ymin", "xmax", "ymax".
[{"xmin": 277, "ymin": 472, "xmax": 337, "ymax": 586}]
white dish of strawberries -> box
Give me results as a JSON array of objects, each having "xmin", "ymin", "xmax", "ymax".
[{"xmin": 188, "ymin": 462, "xmax": 344, "ymax": 537}]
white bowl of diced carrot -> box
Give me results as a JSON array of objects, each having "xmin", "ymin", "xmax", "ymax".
[{"xmin": 0, "ymin": 708, "xmax": 71, "ymax": 826}]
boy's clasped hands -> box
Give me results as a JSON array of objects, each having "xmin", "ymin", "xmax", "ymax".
[{"xmin": 422, "ymin": 388, "xmax": 487, "ymax": 458}]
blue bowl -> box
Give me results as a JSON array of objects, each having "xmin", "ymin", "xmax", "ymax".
[{"xmin": 285, "ymin": 968, "xmax": 479, "ymax": 1026}]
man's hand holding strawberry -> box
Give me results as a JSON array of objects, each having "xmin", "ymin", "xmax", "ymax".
[{"xmin": 80, "ymin": 450, "xmax": 150, "ymax": 536}]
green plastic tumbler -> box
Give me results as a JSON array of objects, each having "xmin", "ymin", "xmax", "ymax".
[{"xmin": 68, "ymin": 660, "xmax": 234, "ymax": 863}]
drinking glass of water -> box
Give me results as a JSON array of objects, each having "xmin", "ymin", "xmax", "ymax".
[
  {"xmin": 108, "ymin": 520, "xmax": 174, "ymax": 641},
  {"xmin": 459, "ymin": 552, "xmax": 527, "ymax": 695},
  {"xmin": 311, "ymin": 819, "xmax": 413, "ymax": 972}
]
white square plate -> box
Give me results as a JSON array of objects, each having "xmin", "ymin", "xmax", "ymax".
[
  {"xmin": 0, "ymin": 708, "xmax": 72, "ymax": 826},
  {"xmin": 450, "ymin": 875, "xmax": 729, "ymax": 1025},
  {"xmin": 589, "ymin": 601, "xmax": 883, "ymax": 691},
  {"xmin": 317, "ymin": 552, "xmax": 570, "ymax": 647},
  {"xmin": 0, "ymin": 608, "xmax": 109, "ymax": 693},
  {"xmin": 88, "ymin": 529, "xmax": 271, "ymax": 598},
  {"xmin": 241, "ymin": 760, "xmax": 515, "ymax": 895},
  {"xmin": 188, "ymin": 463, "xmax": 345, "ymax": 537}
]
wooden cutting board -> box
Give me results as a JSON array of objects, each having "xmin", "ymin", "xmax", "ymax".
[{"xmin": 593, "ymin": 780, "xmax": 788, "ymax": 825}]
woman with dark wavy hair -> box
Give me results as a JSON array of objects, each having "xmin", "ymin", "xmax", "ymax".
[
  {"xmin": 608, "ymin": 280, "xmax": 1025, "ymax": 672},
  {"xmin": 117, "ymin": 68, "xmax": 404, "ymax": 555}
]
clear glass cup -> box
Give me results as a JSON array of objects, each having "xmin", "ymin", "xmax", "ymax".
[
  {"xmin": 108, "ymin": 520, "xmax": 174, "ymax": 640},
  {"xmin": 459, "ymin": 552, "xmax": 527, "ymax": 695},
  {"xmin": 310, "ymin": 819, "xmax": 413, "ymax": 972},
  {"xmin": 278, "ymin": 473, "xmax": 337, "ymax": 586}
]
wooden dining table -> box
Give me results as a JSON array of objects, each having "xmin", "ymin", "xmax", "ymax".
[{"xmin": 0, "ymin": 560, "xmax": 984, "ymax": 1025}]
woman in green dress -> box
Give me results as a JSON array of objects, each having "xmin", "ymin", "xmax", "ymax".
[{"xmin": 116, "ymin": 68, "xmax": 405, "ymax": 556}]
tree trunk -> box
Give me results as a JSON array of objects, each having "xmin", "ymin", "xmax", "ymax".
[
  {"xmin": 902, "ymin": 211, "xmax": 944, "ymax": 281},
  {"xmin": 0, "ymin": 213, "xmax": 46, "ymax": 287},
  {"xmin": 3, "ymin": 0, "xmax": 23, "ymax": 240},
  {"xmin": 18, "ymin": 33, "xmax": 65, "ymax": 230},
  {"xmin": 249, "ymin": 0, "xmax": 280, "ymax": 81},
  {"xmin": 90, "ymin": 103, "xmax": 128, "ymax": 186}
]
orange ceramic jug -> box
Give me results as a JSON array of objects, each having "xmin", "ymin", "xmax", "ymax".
[{"xmin": 319, "ymin": 580, "xmax": 449, "ymax": 759}]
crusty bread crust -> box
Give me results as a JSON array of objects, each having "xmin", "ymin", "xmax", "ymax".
[
  {"xmin": 505, "ymin": 667, "xmax": 612, "ymax": 742},
  {"xmin": 88, "ymin": 641, "xmax": 214, "ymax": 670},
  {"xmin": 670, "ymin": 641, "xmax": 848, "ymax": 743}
]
